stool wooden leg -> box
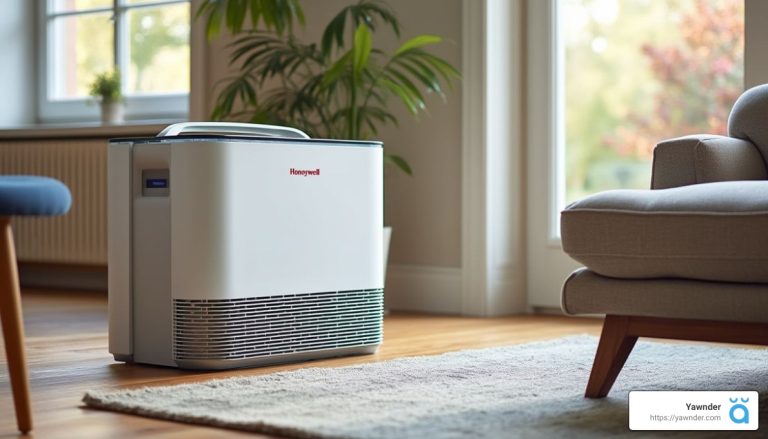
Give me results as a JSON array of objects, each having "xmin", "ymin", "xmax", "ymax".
[{"xmin": 0, "ymin": 218, "xmax": 32, "ymax": 433}]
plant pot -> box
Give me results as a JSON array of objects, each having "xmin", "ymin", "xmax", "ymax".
[{"xmin": 100, "ymin": 101, "xmax": 125, "ymax": 124}]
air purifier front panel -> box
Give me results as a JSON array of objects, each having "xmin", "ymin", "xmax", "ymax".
[{"xmin": 169, "ymin": 140, "xmax": 384, "ymax": 301}]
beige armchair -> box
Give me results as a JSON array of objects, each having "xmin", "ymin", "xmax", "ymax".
[{"xmin": 561, "ymin": 84, "xmax": 768, "ymax": 398}]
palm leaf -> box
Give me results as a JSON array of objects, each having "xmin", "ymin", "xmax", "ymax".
[
  {"xmin": 384, "ymin": 154, "xmax": 412, "ymax": 175},
  {"xmin": 197, "ymin": 0, "xmax": 304, "ymax": 38},
  {"xmin": 321, "ymin": 0, "xmax": 400, "ymax": 57},
  {"xmin": 353, "ymin": 25, "xmax": 373, "ymax": 78},
  {"xmin": 379, "ymin": 77, "xmax": 419, "ymax": 115},
  {"xmin": 394, "ymin": 34, "xmax": 441, "ymax": 56},
  {"xmin": 385, "ymin": 68, "xmax": 426, "ymax": 112},
  {"xmin": 322, "ymin": 51, "xmax": 352, "ymax": 88}
]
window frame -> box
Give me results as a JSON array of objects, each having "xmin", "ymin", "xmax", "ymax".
[{"xmin": 38, "ymin": 0, "xmax": 190, "ymax": 123}]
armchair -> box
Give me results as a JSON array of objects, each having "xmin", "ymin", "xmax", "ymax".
[{"xmin": 561, "ymin": 84, "xmax": 768, "ymax": 398}]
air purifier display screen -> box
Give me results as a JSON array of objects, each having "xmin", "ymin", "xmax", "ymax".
[
  {"xmin": 141, "ymin": 169, "xmax": 170, "ymax": 197},
  {"xmin": 146, "ymin": 178, "xmax": 168, "ymax": 188}
]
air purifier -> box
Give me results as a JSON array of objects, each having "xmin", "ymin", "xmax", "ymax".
[{"xmin": 108, "ymin": 122, "xmax": 384, "ymax": 369}]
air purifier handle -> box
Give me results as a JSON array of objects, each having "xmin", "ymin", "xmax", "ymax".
[{"xmin": 157, "ymin": 122, "xmax": 310, "ymax": 139}]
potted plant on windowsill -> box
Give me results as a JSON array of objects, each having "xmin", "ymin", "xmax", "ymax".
[
  {"xmin": 90, "ymin": 69, "xmax": 124, "ymax": 124},
  {"xmin": 197, "ymin": 0, "xmax": 460, "ymax": 276}
]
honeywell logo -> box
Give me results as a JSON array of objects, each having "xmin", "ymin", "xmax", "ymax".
[{"xmin": 290, "ymin": 168, "xmax": 320, "ymax": 176}]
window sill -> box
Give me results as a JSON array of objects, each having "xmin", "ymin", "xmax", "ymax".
[{"xmin": 0, "ymin": 119, "xmax": 185, "ymax": 140}]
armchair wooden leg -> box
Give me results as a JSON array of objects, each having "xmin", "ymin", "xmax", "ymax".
[
  {"xmin": 585, "ymin": 315, "xmax": 638, "ymax": 399},
  {"xmin": 0, "ymin": 218, "xmax": 32, "ymax": 433}
]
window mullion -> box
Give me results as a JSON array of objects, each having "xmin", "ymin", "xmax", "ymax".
[{"xmin": 114, "ymin": 0, "xmax": 125, "ymax": 96}]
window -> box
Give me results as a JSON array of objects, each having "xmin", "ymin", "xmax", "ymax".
[
  {"xmin": 559, "ymin": 0, "xmax": 744, "ymax": 204},
  {"xmin": 40, "ymin": 0, "xmax": 190, "ymax": 122}
]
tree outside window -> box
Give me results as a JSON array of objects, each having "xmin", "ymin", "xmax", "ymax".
[{"xmin": 563, "ymin": 0, "xmax": 744, "ymax": 203}]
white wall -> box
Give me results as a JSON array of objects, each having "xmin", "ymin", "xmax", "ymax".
[
  {"xmin": 745, "ymin": 0, "xmax": 768, "ymax": 88},
  {"xmin": 0, "ymin": 1, "xmax": 36, "ymax": 127},
  {"xmin": 370, "ymin": 0, "xmax": 462, "ymax": 268}
]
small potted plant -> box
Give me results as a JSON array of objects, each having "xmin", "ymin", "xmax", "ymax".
[{"xmin": 90, "ymin": 70, "xmax": 124, "ymax": 124}]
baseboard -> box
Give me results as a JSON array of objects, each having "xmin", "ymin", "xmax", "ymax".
[
  {"xmin": 18, "ymin": 262, "xmax": 107, "ymax": 291},
  {"xmin": 384, "ymin": 264, "xmax": 463, "ymax": 314}
]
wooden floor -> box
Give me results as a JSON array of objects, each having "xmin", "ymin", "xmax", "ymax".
[{"xmin": 0, "ymin": 289, "xmax": 603, "ymax": 438}]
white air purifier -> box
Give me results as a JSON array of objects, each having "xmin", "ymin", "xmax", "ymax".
[{"xmin": 108, "ymin": 123, "xmax": 384, "ymax": 369}]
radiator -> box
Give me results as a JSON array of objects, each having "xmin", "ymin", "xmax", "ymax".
[{"xmin": 0, "ymin": 138, "xmax": 107, "ymax": 265}]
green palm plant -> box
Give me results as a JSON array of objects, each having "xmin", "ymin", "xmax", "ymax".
[{"xmin": 198, "ymin": 0, "xmax": 460, "ymax": 175}]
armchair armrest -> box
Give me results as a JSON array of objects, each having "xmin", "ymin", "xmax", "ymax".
[{"xmin": 651, "ymin": 135, "xmax": 768, "ymax": 189}]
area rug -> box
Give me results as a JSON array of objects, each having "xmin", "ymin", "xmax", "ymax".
[{"xmin": 83, "ymin": 336, "xmax": 768, "ymax": 438}]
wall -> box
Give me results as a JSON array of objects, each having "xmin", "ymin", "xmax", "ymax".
[
  {"xmin": 0, "ymin": 1, "xmax": 36, "ymax": 126},
  {"xmin": 745, "ymin": 0, "xmax": 768, "ymax": 88},
  {"xmin": 201, "ymin": 0, "xmax": 464, "ymax": 270}
]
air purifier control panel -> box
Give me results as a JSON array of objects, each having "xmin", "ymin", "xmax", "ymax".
[
  {"xmin": 132, "ymin": 145, "xmax": 174, "ymax": 366},
  {"xmin": 142, "ymin": 169, "xmax": 170, "ymax": 197}
]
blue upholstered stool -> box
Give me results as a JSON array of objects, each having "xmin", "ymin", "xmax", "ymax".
[{"xmin": 0, "ymin": 176, "xmax": 71, "ymax": 434}]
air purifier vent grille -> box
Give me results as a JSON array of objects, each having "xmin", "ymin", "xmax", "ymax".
[{"xmin": 173, "ymin": 289, "xmax": 383, "ymax": 360}]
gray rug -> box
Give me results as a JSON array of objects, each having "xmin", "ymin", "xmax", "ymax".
[{"xmin": 83, "ymin": 336, "xmax": 768, "ymax": 438}]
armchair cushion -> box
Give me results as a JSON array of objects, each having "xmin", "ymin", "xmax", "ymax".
[
  {"xmin": 651, "ymin": 135, "xmax": 767, "ymax": 189},
  {"xmin": 562, "ymin": 268, "xmax": 768, "ymax": 323},
  {"xmin": 561, "ymin": 180, "xmax": 768, "ymax": 283}
]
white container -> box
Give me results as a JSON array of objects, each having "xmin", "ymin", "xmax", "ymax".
[
  {"xmin": 108, "ymin": 123, "xmax": 384, "ymax": 369},
  {"xmin": 100, "ymin": 101, "xmax": 124, "ymax": 124}
]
